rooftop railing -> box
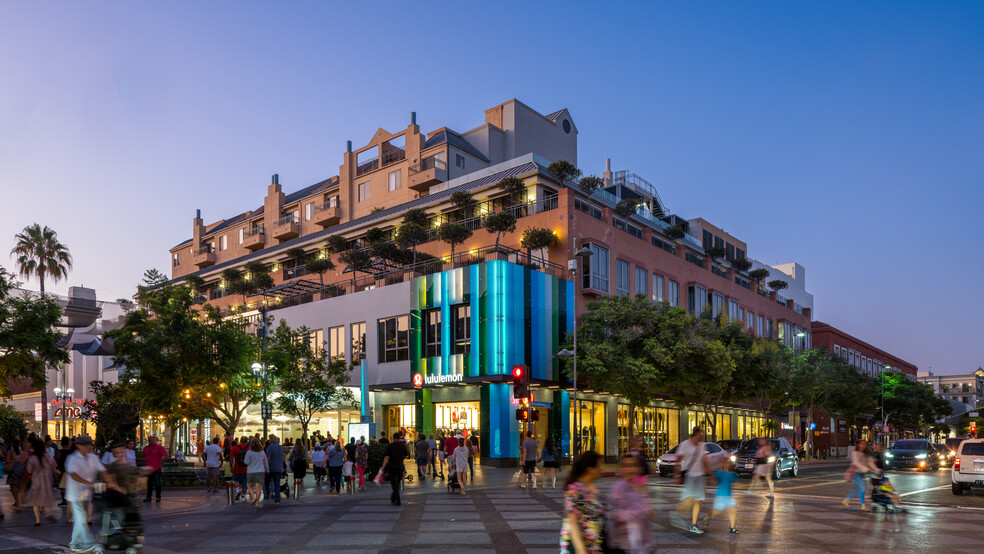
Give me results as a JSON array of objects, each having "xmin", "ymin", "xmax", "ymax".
[{"xmin": 409, "ymin": 156, "xmax": 447, "ymax": 175}]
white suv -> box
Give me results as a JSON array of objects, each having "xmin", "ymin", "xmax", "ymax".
[{"xmin": 951, "ymin": 439, "xmax": 984, "ymax": 495}]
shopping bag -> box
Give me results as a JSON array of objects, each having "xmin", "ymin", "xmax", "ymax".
[{"xmin": 373, "ymin": 470, "xmax": 384, "ymax": 485}]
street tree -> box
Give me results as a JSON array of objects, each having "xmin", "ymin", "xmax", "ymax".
[
  {"xmin": 482, "ymin": 211, "xmax": 517, "ymax": 251},
  {"xmin": 0, "ymin": 403, "xmax": 28, "ymax": 444},
  {"xmin": 520, "ymin": 227, "xmax": 558, "ymax": 266},
  {"xmin": 264, "ymin": 320, "xmax": 356, "ymax": 440},
  {"xmin": 108, "ymin": 270, "xmax": 260, "ymax": 446},
  {"xmin": 0, "ymin": 267, "xmax": 68, "ymax": 398},
  {"xmin": 882, "ymin": 372, "xmax": 951, "ymax": 434},
  {"xmin": 395, "ymin": 223, "xmax": 428, "ymax": 267},
  {"xmin": 10, "ymin": 223, "xmax": 73, "ymax": 432},
  {"xmin": 450, "ymin": 191, "xmax": 477, "ymax": 220},
  {"xmin": 304, "ymin": 253, "xmax": 336, "ymax": 286},
  {"xmin": 82, "ymin": 380, "xmax": 143, "ymax": 447},
  {"xmin": 787, "ymin": 349, "xmax": 863, "ymax": 458}
]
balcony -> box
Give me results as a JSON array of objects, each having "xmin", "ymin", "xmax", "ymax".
[
  {"xmin": 242, "ymin": 225, "xmax": 265, "ymax": 251},
  {"xmin": 312, "ymin": 200, "xmax": 341, "ymax": 228},
  {"xmin": 193, "ymin": 247, "xmax": 216, "ymax": 268},
  {"xmin": 272, "ymin": 214, "xmax": 299, "ymax": 240},
  {"xmin": 408, "ymin": 156, "xmax": 448, "ymax": 191}
]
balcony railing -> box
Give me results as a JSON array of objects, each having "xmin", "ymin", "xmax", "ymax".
[
  {"xmin": 381, "ymin": 147, "xmax": 406, "ymax": 167},
  {"xmin": 409, "ymin": 156, "xmax": 447, "ymax": 175},
  {"xmin": 711, "ymin": 264, "xmax": 729, "ymax": 279},
  {"xmin": 314, "ymin": 197, "xmax": 339, "ymax": 212},
  {"xmin": 275, "ymin": 213, "xmax": 298, "ymax": 226},
  {"xmin": 356, "ymin": 156, "xmax": 378, "ymax": 177},
  {"xmin": 243, "ymin": 224, "xmax": 264, "ymax": 238},
  {"xmin": 195, "ymin": 246, "xmax": 214, "ymax": 256}
]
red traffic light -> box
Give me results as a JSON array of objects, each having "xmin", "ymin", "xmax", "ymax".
[{"xmin": 513, "ymin": 365, "xmax": 524, "ymax": 379}]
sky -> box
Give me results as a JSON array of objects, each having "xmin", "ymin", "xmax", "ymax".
[{"xmin": 1, "ymin": 2, "xmax": 981, "ymax": 374}]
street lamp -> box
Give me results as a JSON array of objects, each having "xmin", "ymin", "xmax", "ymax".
[
  {"xmin": 53, "ymin": 387, "xmax": 74, "ymax": 439},
  {"xmin": 252, "ymin": 362, "xmax": 269, "ymax": 439},
  {"xmin": 557, "ymin": 238, "xmax": 592, "ymax": 464}
]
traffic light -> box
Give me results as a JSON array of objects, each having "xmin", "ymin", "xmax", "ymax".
[
  {"xmin": 512, "ymin": 365, "xmax": 528, "ymax": 399},
  {"xmin": 515, "ymin": 407, "xmax": 530, "ymax": 421},
  {"xmin": 531, "ymin": 409, "xmax": 540, "ymax": 422}
]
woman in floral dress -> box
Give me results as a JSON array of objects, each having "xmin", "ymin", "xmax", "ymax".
[
  {"xmin": 355, "ymin": 439, "xmax": 368, "ymax": 492},
  {"xmin": 560, "ymin": 451, "xmax": 604, "ymax": 554}
]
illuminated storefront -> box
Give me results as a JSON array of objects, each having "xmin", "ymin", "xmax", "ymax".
[{"xmin": 617, "ymin": 405, "xmax": 680, "ymax": 458}]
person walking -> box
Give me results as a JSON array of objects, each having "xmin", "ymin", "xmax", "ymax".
[
  {"xmin": 203, "ymin": 437, "xmax": 223, "ymax": 493},
  {"xmin": 65, "ymin": 435, "xmax": 122, "ymax": 552},
  {"xmin": 467, "ymin": 436, "xmax": 477, "ymax": 481},
  {"xmin": 243, "ymin": 438, "xmax": 268, "ymax": 507},
  {"xmin": 24, "ymin": 438, "xmax": 58, "ymax": 526},
  {"xmin": 607, "ymin": 455, "xmax": 655, "ymax": 553},
  {"xmin": 55, "ymin": 437, "xmax": 73, "ymax": 508},
  {"xmin": 141, "ymin": 435, "xmax": 167, "ymax": 504},
  {"xmin": 843, "ymin": 439, "xmax": 875, "ymax": 511},
  {"xmin": 380, "ymin": 431, "xmax": 408, "ymax": 505},
  {"xmin": 124, "ymin": 440, "xmax": 137, "ymax": 467},
  {"xmin": 518, "ymin": 432, "xmax": 538, "ymax": 489},
  {"xmin": 628, "ymin": 436, "xmax": 651, "ymax": 477},
  {"xmin": 4, "ymin": 438, "xmax": 27, "ymax": 511},
  {"xmin": 379, "ymin": 431, "xmax": 389, "ymax": 445},
  {"xmin": 415, "ymin": 437, "xmax": 429, "ymax": 482},
  {"xmin": 264, "ymin": 435, "xmax": 285, "ymax": 504},
  {"xmin": 355, "ymin": 439, "xmax": 368, "ymax": 492},
  {"xmin": 311, "ymin": 444, "xmax": 326, "ymax": 486},
  {"xmin": 443, "ymin": 432, "xmax": 458, "ymax": 478},
  {"xmin": 540, "ymin": 436, "xmax": 559, "ymax": 489},
  {"xmin": 705, "ymin": 456, "xmax": 740, "ymax": 534},
  {"xmin": 560, "ymin": 451, "xmax": 604, "ymax": 554},
  {"xmin": 452, "ymin": 438, "xmax": 470, "ymax": 495},
  {"xmin": 230, "ymin": 437, "xmax": 250, "ymax": 501},
  {"xmin": 437, "ymin": 432, "xmax": 447, "ymax": 479},
  {"xmin": 747, "ymin": 437, "xmax": 776, "ymax": 498},
  {"xmin": 427, "ymin": 433, "xmax": 438, "ymax": 478},
  {"xmin": 289, "ymin": 440, "xmax": 307, "ymax": 487},
  {"xmin": 326, "ymin": 440, "xmax": 346, "ymax": 493},
  {"xmin": 674, "ymin": 427, "xmax": 712, "ymax": 534},
  {"xmin": 344, "ymin": 438, "xmax": 357, "ymax": 471}
]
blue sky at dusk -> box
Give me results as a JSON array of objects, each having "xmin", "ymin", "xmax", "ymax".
[{"xmin": 1, "ymin": 2, "xmax": 981, "ymax": 374}]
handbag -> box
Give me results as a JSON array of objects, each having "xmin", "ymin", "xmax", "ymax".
[{"xmin": 844, "ymin": 465, "xmax": 856, "ymax": 481}]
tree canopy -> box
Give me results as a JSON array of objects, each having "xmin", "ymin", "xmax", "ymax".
[{"xmin": 0, "ymin": 267, "xmax": 68, "ymax": 397}]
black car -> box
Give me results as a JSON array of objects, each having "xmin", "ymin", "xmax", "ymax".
[
  {"xmin": 733, "ymin": 437, "xmax": 799, "ymax": 479},
  {"xmin": 885, "ymin": 439, "xmax": 940, "ymax": 471},
  {"xmin": 934, "ymin": 443, "xmax": 954, "ymax": 467},
  {"xmin": 717, "ymin": 439, "xmax": 748, "ymax": 456}
]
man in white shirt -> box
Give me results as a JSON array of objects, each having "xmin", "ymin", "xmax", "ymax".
[
  {"xmin": 674, "ymin": 427, "xmax": 712, "ymax": 535},
  {"xmin": 204, "ymin": 437, "xmax": 224, "ymax": 493},
  {"xmin": 66, "ymin": 435, "xmax": 122, "ymax": 552}
]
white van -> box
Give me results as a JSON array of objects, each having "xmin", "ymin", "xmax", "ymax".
[{"xmin": 950, "ymin": 438, "xmax": 984, "ymax": 495}]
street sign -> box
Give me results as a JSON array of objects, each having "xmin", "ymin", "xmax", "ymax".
[{"xmin": 531, "ymin": 401, "xmax": 552, "ymax": 408}]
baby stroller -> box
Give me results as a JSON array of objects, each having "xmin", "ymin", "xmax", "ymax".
[
  {"xmin": 870, "ymin": 473, "xmax": 905, "ymax": 513},
  {"xmin": 280, "ymin": 473, "xmax": 292, "ymax": 499},
  {"xmin": 447, "ymin": 467, "xmax": 461, "ymax": 494},
  {"xmin": 96, "ymin": 488, "xmax": 144, "ymax": 553}
]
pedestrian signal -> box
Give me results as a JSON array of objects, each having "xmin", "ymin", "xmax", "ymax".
[{"xmin": 512, "ymin": 364, "xmax": 529, "ymax": 399}]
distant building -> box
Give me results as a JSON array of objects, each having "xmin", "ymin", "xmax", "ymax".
[
  {"xmin": 918, "ymin": 368, "xmax": 984, "ymax": 411},
  {"xmin": 810, "ymin": 321, "xmax": 917, "ymax": 378}
]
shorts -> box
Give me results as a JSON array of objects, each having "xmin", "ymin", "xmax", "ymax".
[
  {"xmin": 417, "ymin": 457, "xmax": 428, "ymax": 468},
  {"xmin": 247, "ymin": 473, "xmax": 264, "ymax": 485},
  {"xmin": 438, "ymin": 451, "xmax": 446, "ymax": 461},
  {"xmin": 543, "ymin": 461, "xmax": 560, "ymax": 469},
  {"xmin": 206, "ymin": 467, "xmax": 221, "ymax": 479},
  {"xmin": 753, "ymin": 463, "xmax": 771, "ymax": 476},
  {"xmin": 524, "ymin": 461, "xmax": 537, "ymax": 474},
  {"xmin": 681, "ymin": 474, "xmax": 706, "ymax": 502},
  {"xmin": 233, "ymin": 473, "xmax": 247, "ymax": 489},
  {"xmin": 713, "ymin": 494, "xmax": 736, "ymax": 511}
]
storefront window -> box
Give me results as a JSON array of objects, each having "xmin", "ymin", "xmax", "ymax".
[
  {"xmin": 617, "ymin": 405, "xmax": 679, "ymax": 458},
  {"xmin": 385, "ymin": 404, "xmax": 416, "ymax": 443},
  {"xmin": 736, "ymin": 414, "xmax": 767, "ymax": 439},
  {"xmin": 571, "ymin": 400, "xmax": 606, "ymax": 455},
  {"xmin": 435, "ymin": 401, "xmax": 480, "ymax": 443},
  {"xmin": 688, "ymin": 411, "xmax": 732, "ymax": 442}
]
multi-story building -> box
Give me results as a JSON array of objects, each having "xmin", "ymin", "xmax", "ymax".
[
  {"xmin": 168, "ymin": 99, "xmax": 813, "ymax": 464},
  {"xmin": 918, "ymin": 368, "xmax": 984, "ymax": 410}
]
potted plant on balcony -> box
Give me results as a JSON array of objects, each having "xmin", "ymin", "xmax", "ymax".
[
  {"xmin": 664, "ymin": 224, "xmax": 686, "ymax": 241},
  {"xmin": 304, "ymin": 251, "xmax": 335, "ymax": 298},
  {"xmin": 482, "ymin": 211, "xmax": 517, "ymax": 256},
  {"xmin": 520, "ymin": 227, "xmax": 558, "ymax": 269},
  {"xmin": 577, "ymin": 175, "xmax": 603, "ymax": 195},
  {"xmin": 283, "ymin": 247, "xmax": 308, "ymax": 279},
  {"xmin": 450, "ymin": 190, "xmax": 477, "ymax": 221},
  {"xmin": 438, "ymin": 223, "xmax": 472, "ymax": 270},
  {"xmin": 768, "ymin": 279, "xmax": 789, "ymax": 301},
  {"xmin": 704, "ymin": 245, "xmax": 726, "ymax": 261},
  {"xmin": 748, "ymin": 268, "xmax": 769, "ymax": 291},
  {"xmin": 497, "ymin": 176, "xmax": 528, "ymax": 205},
  {"xmin": 614, "ymin": 198, "xmax": 643, "ymax": 218},
  {"xmin": 731, "ymin": 257, "xmax": 752, "ymax": 273}
]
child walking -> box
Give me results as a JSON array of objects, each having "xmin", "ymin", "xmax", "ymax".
[{"xmin": 706, "ymin": 457, "xmax": 740, "ymax": 534}]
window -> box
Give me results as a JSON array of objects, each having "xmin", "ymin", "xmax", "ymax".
[
  {"xmin": 452, "ymin": 304, "xmax": 471, "ymax": 354},
  {"xmin": 325, "ymin": 194, "xmax": 339, "ymax": 208},
  {"xmin": 582, "ymin": 243, "xmax": 609, "ymax": 292},
  {"xmin": 327, "ymin": 326, "xmax": 345, "ymax": 361},
  {"xmin": 652, "ymin": 274, "xmax": 665, "ymax": 303},
  {"xmin": 685, "ymin": 251, "xmax": 704, "ymax": 267},
  {"xmin": 758, "ymin": 315, "xmax": 765, "ymax": 337},
  {"xmin": 727, "ymin": 299, "xmax": 739, "ymax": 321},
  {"xmin": 615, "ymin": 260, "xmax": 630, "ymax": 296},
  {"xmin": 574, "ymin": 198, "xmax": 603, "ymax": 220},
  {"xmin": 358, "ymin": 181, "xmax": 370, "ymax": 202},
  {"xmin": 388, "ymin": 169, "xmax": 401, "ymax": 192},
  {"xmin": 711, "ymin": 294, "xmax": 725, "ymax": 318},
  {"xmin": 172, "ymin": 253, "xmax": 180, "ymax": 267},
  {"xmin": 238, "ymin": 228, "xmax": 245, "ymax": 244},
  {"xmin": 634, "ymin": 267, "xmax": 647, "ymax": 296},
  {"xmin": 613, "ymin": 217, "xmax": 643, "ymax": 239},
  {"xmin": 455, "ymin": 154, "xmax": 465, "ymax": 169},
  {"xmin": 736, "ymin": 248, "xmax": 745, "ymax": 261},
  {"xmin": 652, "ymin": 235, "xmax": 677, "ymax": 255},
  {"xmin": 702, "ymin": 230, "xmax": 713, "ymax": 250},
  {"xmin": 747, "ymin": 311, "xmax": 755, "ymax": 331},
  {"xmin": 714, "ymin": 236, "xmax": 724, "ymax": 249},
  {"xmin": 688, "ymin": 285, "xmax": 708, "ymax": 315},
  {"xmin": 668, "ymin": 280, "xmax": 679, "ymax": 307},
  {"xmin": 377, "ymin": 316, "xmax": 409, "ymax": 362},
  {"xmin": 218, "ymin": 235, "xmax": 227, "ymax": 251},
  {"xmin": 726, "ymin": 243, "xmax": 735, "ymax": 261},
  {"xmin": 305, "ymin": 202, "xmax": 314, "ymax": 221},
  {"xmin": 766, "ymin": 319, "xmax": 774, "ymax": 338},
  {"xmin": 303, "ymin": 329, "xmax": 324, "ymax": 354},
  {"xmin": 350, "ymin": 322, "xmax": 366, "ymax": 362},
  {"xmin": 424, "ymin": 309, "xmax": 442, "ymax": 358}
]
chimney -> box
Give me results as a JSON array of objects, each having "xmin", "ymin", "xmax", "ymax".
[
  {"xmin": 272, "ymin": 174, "xmax": 279, "ymax": 185},
  {"xmin": 193, "ymin": 209, "xmax": 204, "ymax": 248},
  {"xmin": 411, "ymin": 111, "xmax": 417, "ymax": 125},
  {"xmin": 603, "ymin": 158, "xmax": 613, "ymax": 186},
  {"xmin": 347, "ymin": 140, "xmax": 352, "ymax": 153}
]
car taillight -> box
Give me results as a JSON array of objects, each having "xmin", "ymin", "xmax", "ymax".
[{"xmin": 955, "ymin": 457, "xmax": 960, "ymax": 470}]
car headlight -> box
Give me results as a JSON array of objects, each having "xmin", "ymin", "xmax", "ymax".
[
  {"xmin": 767, "ymin": 456, "xmax": 776, "ymax": 463},
  {"xmin": 730, "ymin": 455, "xmax": 736, "ymax": 462},
  {"xmin": 885, "ymin": 452, "xmax": 894, "ymax": 458},
  {"xmin": 915, "ymin": 453, "xmax": 927, "ymax": 459}
]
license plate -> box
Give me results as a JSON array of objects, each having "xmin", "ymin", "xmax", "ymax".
[
  {"xmin": 975, "ymin": 462, "xmax": 984, "ymax": 470},
  {"xmin": 976, "ymin": 480, "xmax": 984, "ymax": 486},
  {"xmin": 745, "ymin": 463, "xmax": 754, "ymax": 469}
]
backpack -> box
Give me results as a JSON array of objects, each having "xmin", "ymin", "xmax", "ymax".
[{"xmin": 235, "ymin": 446, "xmax": 247, "ymax": 467}]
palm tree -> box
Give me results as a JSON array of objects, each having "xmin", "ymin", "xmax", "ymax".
[{"xmin": 10, "ymin": 223, "xmax": 73, "ymax": 435}]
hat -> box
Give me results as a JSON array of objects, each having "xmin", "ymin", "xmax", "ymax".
[
  {"xmin": 356, "ymin": 439, "xmax": 362, "ymax": 445},
  {"xmin": 75, "ymin": 435, "xmax": 94, "ymax": 446},
  {"xmin": 456, "ymin": 433, "xmax": 464, "ymax": 439}
]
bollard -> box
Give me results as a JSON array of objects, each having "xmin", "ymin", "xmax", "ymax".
[
  {"xmin": 226, "ymin": 480, "xmax": 234, "ymax": 505},
  {"xmin": 293, "ymin": 479, "xmax": 302, "ymax": 499}
]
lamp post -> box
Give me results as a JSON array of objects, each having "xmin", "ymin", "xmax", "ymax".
[
  {"xmin": 53, "ymin": 386, "xmax": 74, "ymax": 439},
  {"xmin": 252, "ymin": 362, "xmax": 269, "ymax": 439},
  {"xmin": 881, "ymin": 365, "xmax": 891, "ymax": 444},
  {"xmin": 557, "ymin": 238, "xmax": 593, "ymax": 464}
]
